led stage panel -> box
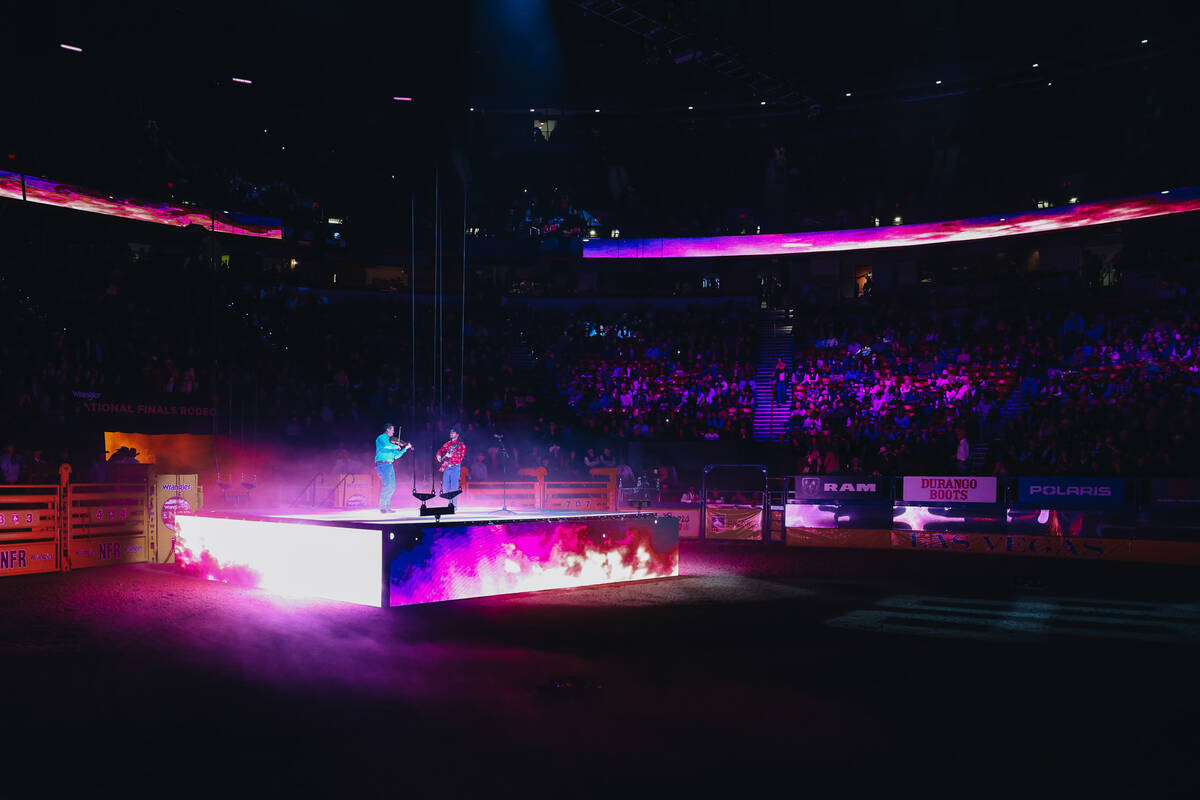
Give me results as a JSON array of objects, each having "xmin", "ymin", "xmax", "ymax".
[
  {"xmin": 174, "ymin": 516, "xmax": 382, "ymax": 606},
  {"xmin": 388, "ymin": 517, "xmax": 679, "ymax": 606}
]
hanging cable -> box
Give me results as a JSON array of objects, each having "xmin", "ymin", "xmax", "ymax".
[
  {"xmin": 410, "ymin": 191, "xmax": 417, "ymax": 492},
  {"xmin": 437, "ymin": 171, "xmax": 445, "ymax": 420},
  {"xmin": 460, "ymin": 183, "xmax": 467, "ymax": 418},
  {"xmin": 434, "ymin": 167, "xmax": 441, "ymax": 421},
  {"xmin": 431, "ymin": 168, "xmax": 441, "ymax": 494}
]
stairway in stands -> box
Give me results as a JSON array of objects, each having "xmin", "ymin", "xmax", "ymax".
[
  {"xmin": 504, "ymin": 314, "xmax": 564, "ymax": 418},
  {"xmin": 752, "ymin": 309, "xmax": 794, "ymax": 441},
  {"xmin": 968, "ymin": 382, "xmax": 1026, "ymax": 472}
]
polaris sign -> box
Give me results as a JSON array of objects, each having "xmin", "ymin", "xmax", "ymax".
[
  {"xmin": 795, "ymin": 476, "xmax": 889, "ymax": 501},
  {"xmin": 1016, "ymin": 477, "xmax": 1125, "ymax": 507}
]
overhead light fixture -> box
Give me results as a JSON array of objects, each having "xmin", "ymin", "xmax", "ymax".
[
  {"xmin": 760, "ymin": 101, "xmax": 766, "ymax": 105},
  {"xmin": 232, "ymin": 77, "xmax": 252, "ymax": 85},
  {"xmin": 594, "ymin": 108, "xmax": 600, "ymax": 112},
  {"xmin": 687, "ymin": 105, "xmax": 694, "ymax": 110},
  {"xmin": 845, "ymin": 92, "xmax": 852, "ymax": 97},
  {"xmin": 1069, "ymin": 196, "xmax": 1079, "ymax": 204},
  {"xmin": 469, "ymin": 107, "xmax": 475, "ymax": 111},
  {"xmin": 59, "ymin": 43, "xmax": 82, "ymax": 53},
  {"xmin": 1032, "ymin": 63, "xmax": 1039, "ymax": 68},
  {"xmin": 1141, "ymin": 39, "xmax": 1149, "ymax": 44},
  {"xmin": 935, "ymin": 80, "xmax": 942, "ymax": 85},
  {"xmin": 1047, "ymin": 82, "xmax": 1053, "ymax": 86},
  {"xmin": 1161, "ymin": 190, "xmax": 1169, "ymax": 194},
  {"xmin": 393, "ymin": 96, "xmax": 412, "ymax": 102},
  {"xmin": 529, "ymin": 108, "xmax": 535, "ymax": 112}
]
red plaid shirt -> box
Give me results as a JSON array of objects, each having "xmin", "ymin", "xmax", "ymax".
[{"xmin": 437, "ymin": 440, "xmax": 466, "ymax": 467}]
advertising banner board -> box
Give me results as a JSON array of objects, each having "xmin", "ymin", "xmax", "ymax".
[
  {"xmin": 152, "ymin": 474, "xmax": 202, "ymax": 564},
  {"xmin": 1016, "ymin": 477, "xmax": 1126, "ymax": 507},
  {"xmin": 902, "ymin": 476, "xmax": 996, "ymax": 504},
  {"xmin": 638, "ymin": 507, "xmax": 701, "ymax": 538},
  {"xmin": 794, "ymin": 476, "xmax": 889, "ymax": 502},
  {"xmin": 705, "ymin": 506, "xmax": 762, "ymax": 540},
  {"xmin": 1149, "ymin": 479, "xmax": 1200, "ymax": 505}
]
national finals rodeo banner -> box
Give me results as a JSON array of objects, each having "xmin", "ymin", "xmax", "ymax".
[{"xmin": 72, "ymin": 390, "xmax": 216, "ymax": 433}]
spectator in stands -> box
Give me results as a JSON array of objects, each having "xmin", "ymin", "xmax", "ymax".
[
  {"xmin": 332, "ymin": 442, "xmax": 353, "ymax": 476},
  {"xmin": 955, "ymin": 429, "xmax": 970, "ymax": 472},
  {"xmin": 679, "ymin": 486, "xmax": 698, "ymax": 504},
  {"xmin": 469, "ymin": 453, "xmax": 489, "ymax": 482},
  {"xmin": 0, "ymin": 444, "xmax": 20, "ymax": 483},
  {"xmin": 27, "ymin": 448, "xmax": 54, "ymax": 484}
]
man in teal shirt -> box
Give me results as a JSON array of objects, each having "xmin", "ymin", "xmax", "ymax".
[{"xmin": 375, "ymin": 424, "xmax": 411, "ymax": 513}]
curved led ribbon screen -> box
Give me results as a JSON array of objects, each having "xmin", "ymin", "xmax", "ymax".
[
  {"xmin": 584, "ymin": 187, "xmax": 1200, "ymax": 259},
  {"xmin": 0, "ymin": 170, "xmax": 282, "ymax": 239}
]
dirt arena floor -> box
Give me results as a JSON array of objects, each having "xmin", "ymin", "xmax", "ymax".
[{"xmin": 2, "ymin": 541, "xmax": 1197, "ymax": 798}]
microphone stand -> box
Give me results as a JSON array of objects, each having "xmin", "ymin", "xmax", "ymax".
[{"xmin": 495, "ymin": 434, "xmax": 514, "ymax": 514}]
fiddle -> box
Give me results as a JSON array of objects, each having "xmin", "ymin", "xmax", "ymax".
[{"xmin": 389, "ymin": 435, "xmax": 413, "ymax": 460}]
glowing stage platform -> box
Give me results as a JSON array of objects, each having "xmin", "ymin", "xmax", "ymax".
[{"xmin": 173, "ymin": 507, "xmax": 680, "ymax": 607}]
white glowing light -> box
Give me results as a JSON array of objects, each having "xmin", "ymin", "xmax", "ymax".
[
  {"xmin": 60, "ymin": 43, "xmax": 83, "ymax": 52},
  {"xmin": 175, "ymin": 516, "xmax": 381, "ymax": 606},
  {"xmin": 785, "ymin": 504, "xmax": 839, "ymax": 528},
  {"xmin": 892, "ymin": 505, "xmax": 961, "ymax": 532},
  {"xmin": 232, "ymin": 77, "xmax": 252, "ymax": 85}
]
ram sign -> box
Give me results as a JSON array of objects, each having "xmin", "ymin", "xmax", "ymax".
[
  {"xmin": 1016, "ymin": 477, "xmax": 1126, "ymax": 508},
  {"xmin": 794, "ymin": 476, "xmax": 889, "ymax": 502}
]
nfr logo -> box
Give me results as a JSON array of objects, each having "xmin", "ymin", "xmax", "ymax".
[
  {"xmin": 0, "ymin": 549, "xmax": 28, "ymax": 570},
  {"xmin": 98, "ymin": 542, "xmax": 122, "ymax": 560}
]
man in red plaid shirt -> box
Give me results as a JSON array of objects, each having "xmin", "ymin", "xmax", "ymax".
[{"xmin": 435, "ymin": 425, "xmax": 467, "ymax": 494}]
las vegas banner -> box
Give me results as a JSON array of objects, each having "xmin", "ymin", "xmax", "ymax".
[{"xmin": 902, "ymin": 476, "xmax": 997, "ymax": 504}]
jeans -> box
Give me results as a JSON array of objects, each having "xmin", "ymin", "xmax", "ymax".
[
  {"xmin": 376, "ymin": 462, "xmax": 395, "ymax": 511},
  {"xmin": 442, "ymin": 463, "xmax": 461, "ymax": 494}
]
